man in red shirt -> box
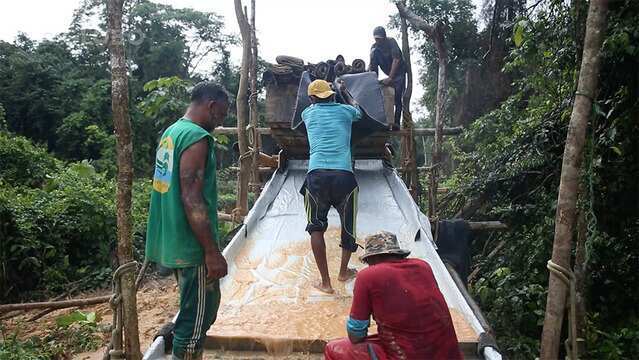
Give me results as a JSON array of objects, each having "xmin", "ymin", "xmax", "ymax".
[{"xmin": 324, "ymin": 231, "xmax": 463, "ymax": 360}]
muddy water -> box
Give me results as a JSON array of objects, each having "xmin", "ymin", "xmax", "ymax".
[{"xmin": 210, "ymin": 228, "xmax": 477, "ymax": 346}]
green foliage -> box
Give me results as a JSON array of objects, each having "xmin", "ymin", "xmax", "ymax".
[
  {"xmin": 587, "ymin": 315, "xmax": 639, "ymax": 359},
  {"xmin": 1, "ymin": 161, "xmax": 114, "ymax": 299},
  {"xmin": 430, "ymin": 0, "xmax": 639, "ymax": 358},
  {"xmin": 55, "ymin": 310, "xmax": 100, "ymax": 328},
  {"xmin": 0, "ymin": 157, "xmax": 152, "ymax": 301},
  {"xmin": 0, "ymin": 0, "xmax": 237, "ymax": 175},
  {"xmin": 138, "ymin": 76, "xmax": 192, "ymax": 130},
  {"xmin": 55, "ymin": 111, "xmax": 113, "ymax": 162},
  {"xmin": 0, "ymin": 104, "xmax": 7, "ymax": 132},
  {"xmin": 0, "ymin": 315, "xmax": 100, "ymax": 360},
  {"xmin": 513, "ymin": 20, "xmax": 527, "ymax": 48},
  {"xmin": 0, "ymin": 132, "xmax": 60, "ymax": 187},
  {"xmin": 401, "ymin": 0, "xmax": 480, "ymax": 124},
  {"xmin": 138, "ymin": 76, "xmax": 232, "ymax": 160}
]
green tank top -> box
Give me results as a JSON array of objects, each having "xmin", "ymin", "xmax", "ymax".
[{"xmin": 145, "ymin": 118, "xmax": 219, "ymax": 268}]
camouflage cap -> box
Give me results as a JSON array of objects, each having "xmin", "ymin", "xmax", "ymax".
[{"xmin": 360, "ymin": 231, "xmax": 411, "ymax": 262}]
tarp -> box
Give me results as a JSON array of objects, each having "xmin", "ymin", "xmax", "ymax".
[
  {"xmin": 211, "ymin": 160, "xmax": 497, "ymax": 355},
  {"xmin": 291, "ymin": 71, "xmax": 388, "ymax": 142},
  {"xmin": 143, "ymin": 160, "xmax": 502, "ymax": 360},
  {"xmin": 437, "ymin": 219, "xmax": 473, "ymax": 282}
]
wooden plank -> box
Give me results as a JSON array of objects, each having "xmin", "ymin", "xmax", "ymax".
[
  {"xmin": 218, "ymin": 212, "xmax": 234, "ymax": 222},
  {"xmin": 229, "ymin": 167, "xmax": 275, "ymax": 173},
  {"xmin": 214, "ymin": 127, "xmax": 271, "ymax": 135},
  {"xmin": 430, "ymin": 220, "xmax": 508, "ymax": 231},
  {"xmin": 393, "ymin": 126, "xmax": 463, "ymax": 136}
]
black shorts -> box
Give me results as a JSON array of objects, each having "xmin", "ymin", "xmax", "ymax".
[{"xmin": 299, "ymin": 169, "xmax": 359, "ymax": 252}]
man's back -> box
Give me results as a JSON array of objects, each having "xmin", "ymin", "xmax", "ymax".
[
  {"xmin": 351, "ymin": 258, "xmax": 462, "ymax": 359},
  {"xmin": 302, "ymin": 103, "xmax": 361, "ymax": 172}
]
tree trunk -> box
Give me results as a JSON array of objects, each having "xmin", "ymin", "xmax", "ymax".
[
  {"xmin": 249, "ymin": 0, "xmax": 261, "ymax": 197},
  {"xmin": 540, "ymin": 1, "xmax": 608, "ymax": 358},
  {"xmin": 234, "ymin": 0, "xmax": 252, "ymax": 216},
  {"xmin": 400, "ymin": 18, "xmax": 412, "ymax": 110},
  {"xmin": 397, "ymin": 1, "xmax": 418, "ymax": 201},
  {"xmin": 430, "ymin": 25, "xmax": 447, "ymax": 219},
  {"xmin": 106, "ymin": 0, "xmax": 141, "ymax": 359},
  {"xmin": 396, "ymin": 2, "xmax": 448, "ymax": 219}
]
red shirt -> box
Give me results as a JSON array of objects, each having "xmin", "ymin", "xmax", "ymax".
[{"xmin": 350, "ymin": 258, "xmax": 462, "ymax": 360}]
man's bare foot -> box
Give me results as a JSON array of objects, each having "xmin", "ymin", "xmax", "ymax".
[
  {"xmin": 338, "ymin": 268, "xmax": 358, "ymax": 282},
  {"xmin": 312, "ymin": 281, "xmax": 335, "ymax": 294}
]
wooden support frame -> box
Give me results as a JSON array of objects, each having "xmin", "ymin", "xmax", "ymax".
[
  {"xmin": 213, "ymin": 126, "xmax": 463, "ymax": 137},
  {"xmin": 229, "ymin": 166, "xmax": 275, "ymax": 173}
]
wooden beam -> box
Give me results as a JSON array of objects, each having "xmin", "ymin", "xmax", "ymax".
[
  {"xmin": 468, "ymin": 221, "xmax": 508, "ymax": 231},
  {"xmin": 392, "ymin": 126, "xmax": 463, "ymax": 136},
  {"xmin": 0, "ymin": 295, "xmax": 111, "ymax": 314},
  {"xmin": 214, "ymin": 127, "xmax": 270, "ymax": 135},
  {"xmin": 213, "ymin": 127, "xmax": 463, "ymax": 137},
  {"xmin": 217, "ymin": 212, "xmax": 241, "ymax": 222},
  {"xmin": 229, "ymin": 166, "xmax": 275, "ymax": 173},
  {"xmin": 430, "ymin": 220, "xmax": 508, "ymax": 231}
]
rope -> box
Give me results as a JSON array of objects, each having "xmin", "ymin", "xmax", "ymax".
[
  {"xmin": 103, "ymin": 261, "xmax": 138, "ymax": 360},
  {"xmin": 547, "ymin": 260, "xmax": 579, "ymax": 360},
  {"xmin": 239, "ymin": 150, "xmax": 253, "ymax": 161},
  {"xmin": 574, "ymin": 91, "xmax": 594, "ymax": 102}
]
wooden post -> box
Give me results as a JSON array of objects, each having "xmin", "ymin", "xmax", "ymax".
[
  {"xmin": 396, "ymin": 2, "xmax": 448, "ymax": 219},
  {"xmin": 106, "ymin": 0, "xmax": 141, "ymax": 359},
  {"xmin": 234, "ymin": 0, "xmax": 252, "ymax": 216},
  {"xmin": 540, "ymin": 0, "xmax": 608, "ymax": 358},
  {"xmin": 430, "ymin": 24, "xmax": 447, "ymax": 219},
  {"xmin": 397, "ymin": 0, "xmax": 418, "ymax": 201},
  {"xmin": 249, "ymin": 0, "xmax": 261, "ymax": 196}
]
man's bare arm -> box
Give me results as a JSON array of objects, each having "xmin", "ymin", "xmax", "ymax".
[
  {"xmin": 382, "ymin": 58, "xmax": 401, "ymax": 85},
  {"xmin": 389, "ymin": 58, "xmax": 400, "ymax": 80},
  {"xmin": 337, "ymin": 80, "xmax": 359, "ymax": 107},
  {"xmin": 180, "ymin": 138, "xmax": 227, "ymax": 279}
]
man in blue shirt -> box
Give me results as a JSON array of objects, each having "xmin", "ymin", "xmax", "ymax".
[{"xmin": 300, "ymin": 79, "xmax": 362, "ymax": 294}]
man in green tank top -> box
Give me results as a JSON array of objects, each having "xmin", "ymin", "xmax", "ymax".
[{"xmin": 146, "ymin": 81, "xmax": 228, "ymax": 360}]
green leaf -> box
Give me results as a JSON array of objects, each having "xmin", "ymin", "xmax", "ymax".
[
  {"xmin": 215, "ymin": 134, "xmax": 230, "ymax": 145},
  {"xmin": 610, "ymin": 146, "xmax": 622, "ymax": 156},
  {"xmin": 56, "ymin": 311, "xmax": 86, "ymax": 327},
  {"xmin": 85, "ymin": 312, "xmax": 97, "ymax": 323},
  {"xmin": 513, "ymin": 21, "xmax": 525, "ymax": 47},
  {"xmin": 71, "ymin": 161, "xmax": 96, "ymax": 178}
]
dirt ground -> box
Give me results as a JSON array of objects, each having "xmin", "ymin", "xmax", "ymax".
[{"xmin": 1, "ymin": 277, "xmax": 322, "ymax": 359}]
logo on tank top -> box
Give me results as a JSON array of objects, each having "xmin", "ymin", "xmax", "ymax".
[{"xmin": 153, "ymin": 136, "xmax": 174, "ymax": 193}]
